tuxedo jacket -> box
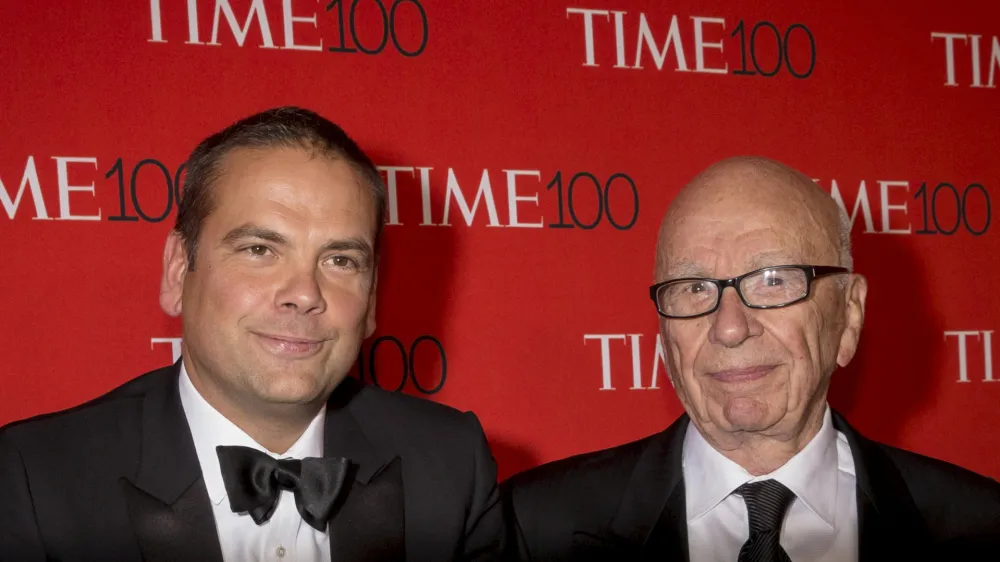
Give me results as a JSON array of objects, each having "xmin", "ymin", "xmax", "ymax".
[
  {"xmin": 501, "ymin": 412, "xmax": 1000, "ymax": 561},
  {"xmin": 0, "ymin": 362, "xmax": 505, "ymax": 562}
]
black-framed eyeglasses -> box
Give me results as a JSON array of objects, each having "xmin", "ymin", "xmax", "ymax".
[{"xmin": 649, "ymin": 265, "xmax": 849, "ymax": 319}]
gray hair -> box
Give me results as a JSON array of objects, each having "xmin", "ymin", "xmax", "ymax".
[{"xmin": 837, "ymin": 205, "xmax": 853, "ymax": 272}]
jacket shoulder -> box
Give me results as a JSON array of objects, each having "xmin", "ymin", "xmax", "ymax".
[
  {"xmin": 347, "ymin": 378, "xmax": 477, "ymax": 429},
  {"xmin": 0, "ymin": 366, "xmax": 175, "ymax": 487},
  {"xmin": 503, "ymin": 431, "xmax": 658, "ymax": 515},
  {"xmin": 341, "ymin": 378, "xmax": 487, "ymax": 458},
  {"xmin": 0, "ymin": 366, "xmax": 174, "ymax": 447},
  {"xmin": 499, "ymin": 431, "xmax": 666, "ymax": 559},
  {"xmin": 880, "ymin": 443, "xmax": 1000, "ymax": 538}
]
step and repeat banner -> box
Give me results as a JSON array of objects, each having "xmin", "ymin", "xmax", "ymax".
[{"xmin": 1, "ymin": 0, "xmax": 998, "ymax": 481}]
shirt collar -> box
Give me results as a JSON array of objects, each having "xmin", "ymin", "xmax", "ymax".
[
  {"xmin": 177, "ymin": 361, "xmax": 327, "ymax": 506},
  {"xmin": 682, "ymin": 405, "xmax": 839, "ymax": 527}
]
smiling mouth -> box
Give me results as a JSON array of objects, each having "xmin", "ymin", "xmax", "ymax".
[
  {"xmin": 253, "ymin": 333, "xmax": 326, "ymax": 357},
  {"xmin": 708, "ymin": 365, "xmax": 777, "ymax": 383}
]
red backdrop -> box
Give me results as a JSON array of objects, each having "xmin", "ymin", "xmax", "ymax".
[{"xmin": 1, "ymin": 0, "xmax": 998, "ymax": 481}]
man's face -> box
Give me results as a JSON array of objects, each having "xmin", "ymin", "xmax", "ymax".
[
  {"xmin": 656, "ymin": 176, "xmax": 865, "ymax": 441},
  {"xmin": 160, "ymin": 146, "xmax": 378, "ymax": 410}
]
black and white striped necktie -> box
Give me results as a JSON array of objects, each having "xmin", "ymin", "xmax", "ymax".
[{"xmin": 736, "ymin": 479, "xmax": 796, "ymax": 562}]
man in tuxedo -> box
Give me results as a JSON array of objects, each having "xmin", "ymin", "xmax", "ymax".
[
  {"xmin": 0, "ymin": 107, "xmax": 504, "ymax": 561},
  {"xmin": 501, "ymin": 156, "xmax": 1000, "ymax": 561}
]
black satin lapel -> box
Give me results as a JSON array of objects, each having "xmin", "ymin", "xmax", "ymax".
[
  {"xmin": 604, "ymin": 415, "xmax": 690, "ymax": 561},
  {"xmin": 120, "ymin": 362, "xmax": 223, "ymax": 562},
  {"xmin": 642, "ymin": 483, "xmax": 688, "ymax": 561},
  {"xmin": 570, "ymin": 530, "xmax": 642, "ymax": 561},
  {"xmin": 854, "ymin": 458, "xmax": 931, "ymax": 562},
  {"xmin": 134, "ymin": 361, "xmax": 204, "ymax": 503},
  {"xmin": 324, "ymin": 378, "xmax": 394, "ymax": 484},
  {"xmin": 855, "ymin": 463, "xmax": 932, "ymax": 561},
  {"xmin": 856, "ymin": 491, "xmax": 897, "ymax": 562},
  {"xmin": 568, "ymin": 478, "xmax": 687, "ymax": 562},
  {"xmin": 120, "ymin": 476, "xmax": 223, "ymax": 562},
  {"xmin": 832, "ymin": 411, "xmax": 930, "ymax": 562},
  {"xmin": 328, "ymin": 456, "xmax": 405, "ymax": 562}
]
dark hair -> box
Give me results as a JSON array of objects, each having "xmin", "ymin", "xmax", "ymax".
[{"xmin": 175, "ymin": 106, "xmax": 386, "ymax": 270}]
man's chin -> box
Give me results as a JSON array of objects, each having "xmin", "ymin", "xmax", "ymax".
[
  {"xmin": 249, "ymin": 378, "xmax": 327, "ymax": 406},
  {"xmin": 719, "ymin": 397, "xmax": 781, "ymax": 432},
  {"xmin": 254, "ymin": 371, "xmax": 351, "ymax": 405}
]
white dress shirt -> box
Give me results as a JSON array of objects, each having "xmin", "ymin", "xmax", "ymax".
[
  {"xmin": 682, "ymin": 406, "xmax": 858, "ymax": 562},
  {"xmin": 178, "ymin": 364, "xmax": 332, "ymax": 562}
]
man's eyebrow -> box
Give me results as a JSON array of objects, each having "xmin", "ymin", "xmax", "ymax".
[
  {"xmin": 220, "ymin": 226, "xmax": 374, "ymax": 262},
  {"xmin": 664, "ymin": 259, "xmax": 707, "ymax": 279},
  {"xmin": 221, "ymin": 225, "xmax": 288, "ymax": 246},
  {"xmin": 320, "ymin": 238, "xmax": 374, "ymax": 261},
  {"xmin": 746, "ymin": 251, "xmax": 798, "ymax": 270},
  {"xmin": 663, "ymin": 251, "xmax": 799, "ymax": 280}
]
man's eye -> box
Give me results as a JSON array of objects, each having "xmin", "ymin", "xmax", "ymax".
[
  {"xmin": 330, "ymin": 255, "xmax": 358, "ymax": 269},
  {"xmin": 239, "ymin": 245, "xmax": 272, "ymax": 258}
]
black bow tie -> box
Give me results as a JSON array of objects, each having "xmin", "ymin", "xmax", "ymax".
[{"xmin": 216, "ymin": 445, "xmax": 350, "ymax": 531}]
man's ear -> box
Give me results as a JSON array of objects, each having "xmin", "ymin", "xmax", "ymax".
[
  {"xmin": 836, "ymin": 274, "xmax": 868, "ymax": 367},
  {"xmin": 159, "ymin": 232, "xmax": 189, "ymax": 317}
]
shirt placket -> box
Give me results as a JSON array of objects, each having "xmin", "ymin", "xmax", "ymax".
[{"xmin": 265, "ymin": 489, "xmax": 300, "ymax": 562}]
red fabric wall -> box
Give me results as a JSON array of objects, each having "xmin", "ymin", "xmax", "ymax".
[{"xmin": 1, "ymin": 0, "xmax": 998, "ymax": 481}]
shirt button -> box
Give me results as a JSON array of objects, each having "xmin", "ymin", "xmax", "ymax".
[{"xmin": 276, "ymin": 546, "xmax": 286, "ymax": 558}]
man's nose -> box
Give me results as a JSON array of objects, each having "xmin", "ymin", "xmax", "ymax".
[
  {"xmin": 275, "ymin": 267, "xmax": 327, "ymax": 315},
  {"xmin": 707, "ymin": 288, "xmax": 758, "ymax": 347}
]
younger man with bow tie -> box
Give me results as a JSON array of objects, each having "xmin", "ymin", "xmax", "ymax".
[{"xmin": 0, "ymin": 107, "xmax": 505, "ymax": 562}]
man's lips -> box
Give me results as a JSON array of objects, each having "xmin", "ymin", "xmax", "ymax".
[
  {"xmin": 253, "ymin": 333, "xmax": 326, "ymax": 356},
  {"xmin": 708, "ymin": 365, "xmax": 777, "ymax": 383}
]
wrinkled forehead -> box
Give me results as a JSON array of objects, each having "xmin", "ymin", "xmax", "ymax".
[{"xmin": 656, "ymin": 191, "xmax": 838, "ymax": 278}]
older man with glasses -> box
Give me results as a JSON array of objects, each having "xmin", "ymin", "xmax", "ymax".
[{"xmin": 500, "ymin": 156, "xmax": 1000, "ymax": 562}]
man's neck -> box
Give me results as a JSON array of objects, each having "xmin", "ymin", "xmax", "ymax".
[
  {"xmin": 185, "ymin": 367, "xmax": 324, "ymax": 455},
  {"xmin": 698, "ymin": 407, "xmax": 827, "ymax": 476},
  {"xmin": 226, "ymin": 403, "xmax": 321, "ymax": 454}
]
